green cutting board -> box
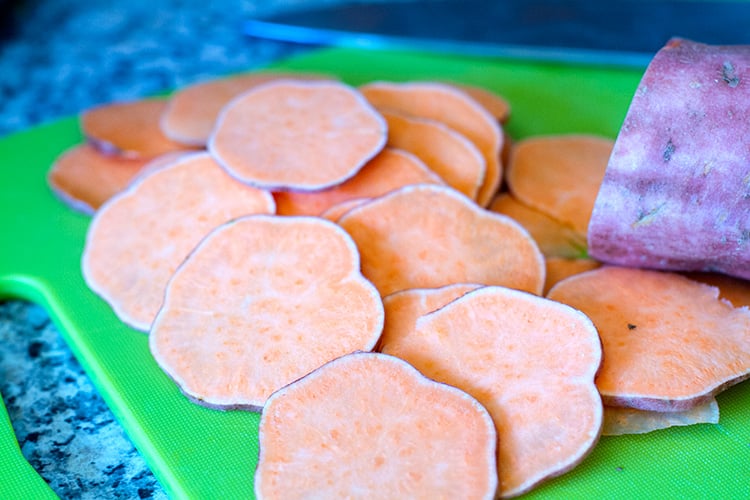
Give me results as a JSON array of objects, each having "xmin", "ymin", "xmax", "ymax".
[{"xmin": 1, "ymin": 47, "xmax": 749, "ymax": 499}]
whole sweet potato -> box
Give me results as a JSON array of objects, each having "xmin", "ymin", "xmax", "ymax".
[{"xmin": 588, "ymin": 38, "xmax": 750, "ymax": 279}]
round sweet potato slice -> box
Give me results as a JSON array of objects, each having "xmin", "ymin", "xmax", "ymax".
[
  {"xmin": 82, "ymin": 152, "xmax": 275, "ymax": 331},
  {"xmin": 255, "ymin": 351, "xmax": 498, "ymax": 500},
  {"xmin": 338, "ymin": 184, "xmax": 545, "ymax": 296},
  {"xmin": 381, "ymin": 110, "xmax": 486, "ymax": 200},
  {"xmin": 273, "ymin": 147, "xmax": 442, "ymax": 216},
  {"xmin": 209, "ymin": 80, "xmax": 387, "ymax": 191},
  {"xmin": 380, "ymin": 286, "xmax": 603, "ymax": 497},
  {"xmin": 506, "ymin": 134, "xmax": 613, "ymax": 236},
  {"xmin": 160, "ymin": 72, "xmax": 331, "ymax": 146},
  {"xmin": 359, "ymin": 81, "xmax": 503, "ymax": 206},
  {"xmin": 547, "ymin": 266, "xmax": 750, "ymax": 411},
  {"xmin": 150, "ymin": 215, "xmax": 384, "ymax": 410},
  {"xmin": 81, "ymin": 98, "xmax": 195, "ymax": 158},
  {"xmin": 489, "ymin": 193, "xmax": 588, "ymax": 258}
]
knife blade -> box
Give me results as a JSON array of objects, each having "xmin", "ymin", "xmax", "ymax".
[{"xmin": 245, "ymin": 0, "xmax": 750, "ymax": 67}]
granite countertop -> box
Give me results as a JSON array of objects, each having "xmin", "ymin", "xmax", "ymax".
[{"xmin": 0, "ymin": 1, "xmax": 357, "ymax": 497}]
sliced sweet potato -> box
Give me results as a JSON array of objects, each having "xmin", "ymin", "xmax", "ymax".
[
  {"xmin": 380, "ymin": 286, "xmax": 602, "ymax": 497},
  {"xmin": 682, "ymin": 272, "xmax": 750, "ymax": 308},
  {"xmin": 449, "ymin": 82, "xmax": 511, "ymax": 123},
  {"xmin": 360, "ymin": 81, "xmax": 503, "ymax": 206},
  {"xmin": 506, "ymin": 134, "xmax": 613, "ymax": 236},
  {"xmin": 380, "ymin": 110, "xmax": 486, "ymax": 200},
  {"xmin": 337, "ymin": 184, "xmax": 545, "ymax": 296},
  {"xmin": 489, "ymin": 193, "xmax": 588, "ymax": 258},
  {"xmin": 543, "ymin": 257, "xmax": 602, "ymax": 295},
  {"xmin": 81, "ymin": 98, "xmax": 195, "ymax": 158},
  {"xmin": 160, "ymin": 72, "xmax": 331, "ymax": 146},
  {"xmin": 47, "ymin": 143, "xmax": 151, "ymax": 214},
  {"xmin": 273, "ymin": 148, "xmax": 442, "ymax": 216},
  {"xmin": 602, "ymin": 398, "xmax": 719, "ymax": 436},
  {"xmin": 150, "ymin": 215, "xmax": 384, "ymax": 410},
  {"xmin": 82, "ymin": 152, "xmax": 275, "ymax": 331},
  {"xmin": 209, "ymin": 80, "xmax": 387, "ymax": 191},
  {"xmin": 380, "ymin": 283, "xmax": 483, "ymax": 351},
  {"xmin": 255, "ymin": 352, "xmax": 498, "ymax": 499},
  {"xmin": 319, "ymin": 197, "xmax": 371, "ymax": 222},
  {"xmin": 588, "ymin": 38, "xmax": 750, "ymax": 280},
  {"xmin": 547, "ymin": 266, "xmax": 750, "ymax": 411}
]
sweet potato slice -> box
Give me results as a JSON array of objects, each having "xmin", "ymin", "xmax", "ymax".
[
  {"xmin": 82, "ymin": 152, "xmax": 275, "ymax": 331},
  {"xmin": 588, "ymin": 38, "xmax": 750, "ymax": 279},
  {"xmin": 47, "ymin": 143, "xmax": 151, "ymax": 214},
  {"xmin": 602, "ymin": 398, "xmax": 719, "ymax": 436},
  {"xmin": 255, "ymin": 351, "xmax": 498, "ymax": 499},
  {"xmin": 150, "ymin": 215, "xmax": 384, "ymax": 410},
  {"xmin": 209, "ymin": 80, "xmax": 387, "ymax": 191},
  {"xmin": 380, "ymin": 283, "xmax": 483, "ymax": 351},
  {"xmin": 543, "ymin": 257, "xmax": 602, "ymax": 295},
  {"xmin": 547, "ymin": 266, "xmax": 750, "ymax": 411},
  {"xmin": 380, "ymin": 286, "xmax": 602, "ymax": 497},
  {"xmin": 506, "ymin": 134, "xmax": 613, "ymax": 236},
  {"xmin": 489, "ymin": 193, "xmax": 588, "ymax": 258},
  {"xmin": 380, "ymin": 110, "xmax": 486, "ymax": 200},
  {"xmin": 682, "ymin": 272, "xmax": 750, "ymax": 308},
  {"xmin": 160, "ymin": 72, "xmax": 331, "ymax": 146},
  {"xmin": 81, "ymin": 98, "xmax": 194, "ymax": 158},
  {"xmin": 319, "ymin": 197, "xmax": 371, "ymax": 222},
  {"xmin": 449, "ymin": 82, "xmax": 511, "ymax": 123},
  {"xmin": 338, "ymin": 184, "xmax": 545, "ymax": 296},
  {"xmin": 273, "ymin": 148, "xmax": 442, "ymax": 216},
  {"xmin": 360, "ymin": 81, "xmax": 503, "ymax": 206}
]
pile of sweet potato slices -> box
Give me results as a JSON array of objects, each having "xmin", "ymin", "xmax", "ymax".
[{"xmin": 48, "ymin": 70, "xmax": 750, "ymax": 498}]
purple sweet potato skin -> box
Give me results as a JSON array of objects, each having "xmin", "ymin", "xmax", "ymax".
[{"xmin": 588, "ymin": 38, "xmax": 750, "ymax": 279}]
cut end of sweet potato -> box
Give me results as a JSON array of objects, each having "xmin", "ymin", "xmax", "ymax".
[
  {"xmin": 380, "ymin": 285, "xmax": 602, "ymax": 497},
  {"xmin": 81, "ymin": 98, "xmax": 196, "ymax": 158},
  {"xmin": 338, "ymin": 184, "xmax": 545, "ymax": 297},
  {"xmin": 547, "ymin": 266, "xmax": 750, "ymax": 412},
  {"xmin": 150, "ymin": 215, "xmax": 384, "ymax": 409},
  {"xmin": 209, "ymin": 80, "xmax": 387, "ymax": 191},
  {"xmin": 82, "ymin": 152, "xmax": 275, "ymax": 331},
  {"xmin": 255, "ymin": 351, "xmax": 498, "ymax": 500}
]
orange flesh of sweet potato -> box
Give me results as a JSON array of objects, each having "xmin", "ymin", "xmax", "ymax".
[
  {"xmin": 150, "ymin": 215, "xmax": 384, "ymax": 410},
  {"xmin": 449, "ymin": 82, "xmax": 511, "ymax": 123},
  {"xmin": 47, "ymin": 143, "xmax": 152, "ymax": 214},
  {"xmin": 682, "ymin": 272, "xmax": 750, "ymax": 309},
  {"xmin": 273, "ymin": 147, "xmax": 442, "ymax": 216},
  {"xmin": 506, "ymin": 134, "xmax": 613, "ymax": 236},
  {"xmin": 359, "ymin": 81, "xmax": 503, "ymax": 206},
  {"xmin": 337, "ymin": 184, "xmax": 545, "ymax": 296},
  {"xmin": 380, "ymin": 286, "xmax": 602, "ymax": 497},
  {"xmin": 209, "ymin": 80, "xmax": 387, "ymax": 191},
  {"xmin": 380, "ymin": 283, "xmax": 484, "ymax": 351},
  {"xmin": 80, "ymin": 98, "xmax": 195, "ymax": 158},
  {"xmin": 489, "ymin": 193, "xmax": 588, "ymax": 258},
  {"xmin": 602, "ymin": 398, "xmax": 719, "ymax": 436},
  {"xmin": 547, "ymin": 266, "xmax": 750, "ymax": 411},
  {"xmin": 543, "ymin": 257, "xmax": 602, "ymax": 295},
  {"xmin": 319, "ymin": 197, "xmax": 372, "ymax": 222},
  {"xmin": 160, "ymin": 72, "xmax": 331, "ymax": 146},
  {"xmin": 380, "ymin": 110, "xmax": 486, "ymax": 200},
  {"xmin": 255, "ymin": 351, "xmax": 498, "ymax": 499},
  {"xmin": 82, "ymin": 152, "xmax": 275, "ymax": 331}
]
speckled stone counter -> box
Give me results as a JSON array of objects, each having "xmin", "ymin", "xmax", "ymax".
[{"xmin": 0, "ymin": 1, "xmax": 355, "ymax": 497}]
